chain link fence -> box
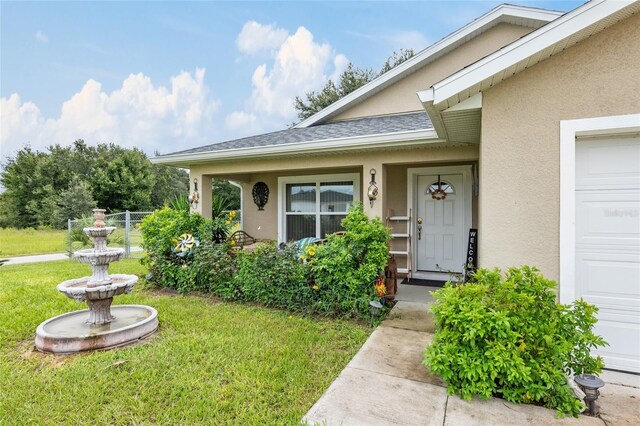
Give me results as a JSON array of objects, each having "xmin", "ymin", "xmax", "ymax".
[
  {"xmin": 67, "ymin": 210, "xmax": 243, "ymax": 257},
  {"xmin": 67, "ymin": 211, "xmax": 152, "ymax": 258}
]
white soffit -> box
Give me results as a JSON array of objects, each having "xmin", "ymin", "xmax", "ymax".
[
  {"xmin": 441, "ymin": 94, "xmax": 483, "ymax": 144},
  {"xmin": 294, "ymin": 4, "xmax": 561, "ymax": 128},
  {"xmin": 418, "ymin": 0, "xmax": 640, "ymax": 110}
]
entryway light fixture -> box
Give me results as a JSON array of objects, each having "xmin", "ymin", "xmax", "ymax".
[
  {"xmin": 189, "ymin": 178, "xmax": 200, "ymax": 210},
  {"xmin": 369, "ymin": 300, "xmax": 383, "ymax": 327},
  {"xmin": 574, "ymin": 374, "xmax": 605, "ymax": 416},
  {"xmin": 367, "ymin": 168, "xmax": 378, "ymax": 208}
]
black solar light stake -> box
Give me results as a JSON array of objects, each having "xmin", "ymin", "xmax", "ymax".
[
  {"xmin": 574, "ymin": 374, "xmax": 605, "ymax": 416},
  {"xmin": 369, "ymin": 300, "xmax": 382, "ymax": 327}
]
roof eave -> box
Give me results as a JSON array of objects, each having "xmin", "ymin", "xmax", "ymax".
[{"xmin": 151, "ymin": 128, "xmax": 442, "ymax": 168}]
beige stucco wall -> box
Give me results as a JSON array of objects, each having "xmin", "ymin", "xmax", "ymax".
[
  {"xmin": 479, "ymin": 12, "xmax": 640, "ymax": 282},
  {"xmin": 190, "ymin": 145, "xmax": 479, "ymax": 240},
  {"xmin": 332, "ymin": 23, "xmax": 533, "ymax": 122}
]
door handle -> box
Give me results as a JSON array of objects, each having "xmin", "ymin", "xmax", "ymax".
[{"xmin": 417, "ymin": 217, "xmax": 422, "ymax": 240}]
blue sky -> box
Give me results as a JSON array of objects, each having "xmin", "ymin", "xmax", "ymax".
[{"xmin": 1, "ymin": 1, "xmax": 584, "ymax": 156}]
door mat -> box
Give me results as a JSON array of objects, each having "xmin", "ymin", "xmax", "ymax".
[{"xmin": 400, "ymin": 278, "xmax": 447, "ymax": 288}]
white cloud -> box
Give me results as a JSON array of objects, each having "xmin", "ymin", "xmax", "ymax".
[
  {"xmin": 236, "ymin": 21, "xmax": 289, "ymax": 55},
  {"xmin": 233, "ymin": 22, "xmax": 348, "ymax": 125},
  {"xmin": 225, "ymin": 111, "xmax": 257, "ymax": 131},
  {"xmin": 34, "ymin": 31, "xmax": 48, "ymax": 43},
  {"xmin": 329, "ymin": 54, "xmax": 350, "ymax": 83},
  {"xmin": 1, "ymin": 69, "xmax": 219, "ymax": 155}
]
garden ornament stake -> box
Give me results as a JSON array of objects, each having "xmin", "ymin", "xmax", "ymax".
[
  {"xmin": 369, "ymin": 300, "xmax": 383, "ymax": 327},
  {"xmin": 367, "ymin": 168, "xmax": 378, "ymax": 207},
  {"xmin": 189, "ymin": 178, "xmax": 200, "ymax": 209},
  {"xmin": 574, "ymin": 374, "xmax": 605, "ymax": 415}
]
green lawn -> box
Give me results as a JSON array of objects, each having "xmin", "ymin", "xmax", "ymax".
[
  {"xmin": 0, "ymin": 228, "xmax": 143, "ymax": 257},
  {"xmin": 0, "ymin": 228, "xmax": 67, "ymax": 257},
  {"xmin": 0, "ymin": 260, "xmax": 370, "ymax": 425}
]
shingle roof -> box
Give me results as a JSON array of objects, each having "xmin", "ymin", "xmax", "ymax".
[{"xmin": 163, "ymin": 112, "xmax": 432, "ymax": 156}]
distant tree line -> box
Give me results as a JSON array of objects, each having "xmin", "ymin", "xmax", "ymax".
[{"xmin": 0, "ymin": 140, "xmax": 189, "ymax": 229}]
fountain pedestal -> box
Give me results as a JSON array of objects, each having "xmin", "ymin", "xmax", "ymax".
[{"xmin": 35, "ymin": 208, "xmax": 158, "ymax": 354}]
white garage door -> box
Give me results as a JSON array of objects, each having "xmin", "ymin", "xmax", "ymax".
[{"xmin": 575, "ymin": 133, "xmax": 640, "ymax": 373}]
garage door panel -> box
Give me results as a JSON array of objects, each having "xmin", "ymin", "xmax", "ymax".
[
  {"xmin": 574, "ymin": 134, "xmax": 640, "ymax": 373},
  {"xmin": 592, "ymin": 320, "xmax": 640, "ymax": 373},
  {"xmin": 576, "ymin": 254, "xmax": 640, "ymax": 303},
  {"xmin": 576, "ymin": 136, "xmax": 640, "ymax": 190},
  {"xmin": 575, "ymin": 192, "xmax": 640, "ymax": 248}
]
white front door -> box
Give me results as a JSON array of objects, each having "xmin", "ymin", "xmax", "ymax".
[
  {"xmin": 575, "ymin": 134, "xmax": 640, "ymax": 373},
  {"xmin": 416, "ymin": 172, "xmax": 466, "ymax": 273}
]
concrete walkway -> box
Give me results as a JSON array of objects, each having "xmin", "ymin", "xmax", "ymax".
[
  {"xmin": 304, "ymin": 284, "xmax": 640, "ymax": 426},
  {"xmin": 3, "ymin": 253, "xmax": 70, "ymax": 265}
]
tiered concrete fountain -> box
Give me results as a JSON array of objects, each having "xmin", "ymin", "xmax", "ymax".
[{"xmin": 35, "ymin": 209, "xmax": 158, "ymax": 353}]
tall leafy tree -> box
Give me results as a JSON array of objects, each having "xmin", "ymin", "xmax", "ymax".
[
  {"xmin": 90, "ymin": 146, "xmax": 154, "ymax": 212},
  {"xmin": 53, "ymin": 175, "xmax": 97, "ymax": 228},
  {"xmin": 0, "ymin": 142, "xmax": 188, "ymax": 228},
  {"xmin": 150, "ymin": 162, "xmax": 189, "ymax": 209},
  {"xmin": 212, "ymin": 179, "xmax": 241, "ymax": 211},
  {"xmin": 294, "ymin": 49, "xmax": 415, "ymax": 121}
]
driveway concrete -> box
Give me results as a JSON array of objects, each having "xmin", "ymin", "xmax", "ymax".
[{"xmin": 303, "ymin": 283, "xmax": 640, "ymax": 426}]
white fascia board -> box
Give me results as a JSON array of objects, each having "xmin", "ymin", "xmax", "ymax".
[
  {"xmin": 294, "ymin": 4, "xmax": 561, "ymax": 129},
  {"xmin": 431, "ymin": 0, "xmax": 635, "ymax": 105},
  {"xmin": 150, "ymin": 128, "xmax": 441, "ymax": 166}
]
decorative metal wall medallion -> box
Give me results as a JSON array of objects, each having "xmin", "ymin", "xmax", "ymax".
[{"xmin": 252, "ymin": 181, "xmax": 270, "ymax": 210}]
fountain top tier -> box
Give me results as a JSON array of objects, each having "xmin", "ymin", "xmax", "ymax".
[
  {"xmin": 72, "ymin": 209, "xmax": 126, "ymax": 286},
  {"xmin": 57, "ymin": 208, "xmax": 137, "ymax": 316}
]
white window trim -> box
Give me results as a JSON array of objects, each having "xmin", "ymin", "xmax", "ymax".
[
  {"xmin": 278, "ymin": 173, "xmax": 361, "ymax": 243},
  {"xmin": 559, "ymin": 113, "xmax": 640, "ymax": 304}
]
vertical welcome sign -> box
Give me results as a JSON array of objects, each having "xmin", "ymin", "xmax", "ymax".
[{"xmin": 465, "ymin": 228, "xmax": 478, "ymax": 282}]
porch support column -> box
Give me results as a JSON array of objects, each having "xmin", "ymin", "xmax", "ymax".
[
  {"xmin": 189, "ymin": 172, "xmax": 212, "ymax": 219},
  {"xmin": 362, "ymin": 162, "xmax": 384, "ymax": 220}
]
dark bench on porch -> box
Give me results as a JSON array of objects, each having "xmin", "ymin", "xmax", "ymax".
[{"xmin": 227, "ymin": 230, "xmax": 261, "ymax": 250}]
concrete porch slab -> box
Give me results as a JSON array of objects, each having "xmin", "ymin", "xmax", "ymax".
[
  {"xmin": 347, "ymin": 326, "xmax": 444, "ymax": 386},
  {"xmin": 382, "ymin": 301, "xmax": 436, "ymax": 333},
  {"xmin": 597, "ymin": 382, "xmax": 640, "ymax": 425},
  {"xmin": 303, "ymin": 367, "xmax": 448, "ymax": 426},
  {"xmin": 393, "ymin": 283, "xmax": 438, "ymax": 304}
]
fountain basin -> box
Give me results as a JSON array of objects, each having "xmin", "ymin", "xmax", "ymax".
[
  {"xmin": 75, "ymin": 248, "xmax": 124, "ymax": 266},
  {"xmin": 35, "ymin": 305, "xmax": 158, "ymax": 354},
  {"xmin": 57, "ymin": 274, "xmax": 137, "ymax": 302},
  {"xmin": 84, "ymin": 226, "xmax": 116, "ymax": 238}
]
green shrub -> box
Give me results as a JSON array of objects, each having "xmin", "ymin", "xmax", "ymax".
[
  {"xmin": 140, "ymin": 202, "xmax": 391, "ymax": 319},
  {"xmin": 140, "ymin": 206, "xmax": 231, "ymax": 291},
  {"xmin": 424, "ymin": 266, "xmax": 606, "ymax": 417},
  {"xmin": 140, "ymin": 207, "xmax": 210, "ymax": 257},
  {"xmin": 230, "ymin": 241, "xmax": 311, "ymax": 308},
  {"xmin": 310, "ymin": 202, "xmax": 390, "ymax": 318},
  {"xmin": 192, "ymin": 241, "xmax": 237, "ymax": 294}
]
